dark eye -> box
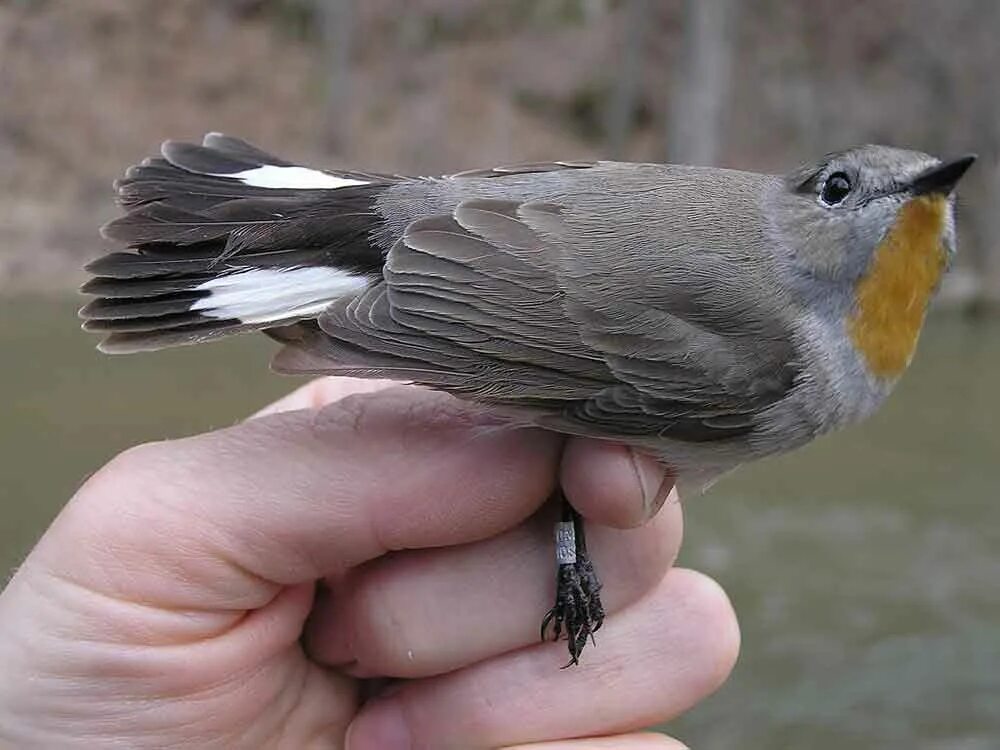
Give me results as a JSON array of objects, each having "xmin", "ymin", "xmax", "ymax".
[{"xmin": 820, "ymin": 172, "xmax": 852, "ymax": 205}]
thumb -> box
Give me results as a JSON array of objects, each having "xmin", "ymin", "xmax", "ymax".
[{"xmin": 560, "ymin": 438, "xmax": 675, "ymax": 528}]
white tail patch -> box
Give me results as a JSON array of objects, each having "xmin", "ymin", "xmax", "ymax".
[
  {"xmin": 192, "ymin": 267, "xmax": 368, "ymax": 324},
  {"xmin": 212, "ymin": 165, "xmax": 369, "ymax": 190}
]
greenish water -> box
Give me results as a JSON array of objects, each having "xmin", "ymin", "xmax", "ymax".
[{"xmin": 2, "ymin": 296, "xmax": 998, "ymax": 748}]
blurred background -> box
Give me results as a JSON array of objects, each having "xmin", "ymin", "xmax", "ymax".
[{"xmin": 1, "ymin": 1, "xmax": 998, "ymax": 747}]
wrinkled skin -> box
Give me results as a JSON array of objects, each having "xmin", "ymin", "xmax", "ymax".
[{"xmin": 0, "ymin": 378, "xmax": 739, "ymax": 749}]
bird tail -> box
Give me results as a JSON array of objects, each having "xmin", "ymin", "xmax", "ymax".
[{"xmin": 80, "ymin": 133, "xmax": 398, "ymax": 353}]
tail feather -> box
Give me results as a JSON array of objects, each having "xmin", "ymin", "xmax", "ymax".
[
  {"xmin": 82, "ymin": 133, "xmax": 393, "ymax": 352},
  {"xmin": 81, "ymin": 273, "xmax": 215, "ymax": 298},
  {"xmin": 84, "ymin": 250, "xmax": 218, "ymax": 278},
  {"xmin": 200, "ymin": 132, "xmax": 296, "ymax": 165},
  {"xmin": 80, "ymin": 292, "xmax": 207, "ymax": 321},
  {"xmin": 116, "ymin": 159, "xmax": 308, "ymax": 209},
  {"xmin": 96, "ymin": 320, "xmax": 250, "ymax": 355},
  {"xmin": 82, "ymin": 312, "xmax": 205, "ymax": 335}
]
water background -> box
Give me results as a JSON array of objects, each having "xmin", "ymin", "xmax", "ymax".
[{"xmin": 2, "ymin": 296, "xmax": 997, "ymax": 748}]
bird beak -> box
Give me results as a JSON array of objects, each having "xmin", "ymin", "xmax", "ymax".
[{"xmin": 908, "ymin": 155, "xmax": 977, "ymax": 197}]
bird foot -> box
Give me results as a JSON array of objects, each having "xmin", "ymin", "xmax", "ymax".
[{"xmin": 540, "ymin": 518, "xmax": 605, "ymax": 666}]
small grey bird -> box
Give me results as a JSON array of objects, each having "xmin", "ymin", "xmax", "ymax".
[{"xmin": 80, "ymin": 133, "xmax": 974, "ymax": 663}]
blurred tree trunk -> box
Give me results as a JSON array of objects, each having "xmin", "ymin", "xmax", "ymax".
[
  {"xmin": 315, "ymin": 0, "xmax": 355, "ymax": 154},
  {"xmin": 393, "ymin": 7, "xmax": 443, "ymax": 174},
  {"xmin": 978, "ymin": 148, "xmax": 1000, "ymax": 312},
  {"xmin": 604, "ymin": 0, "xmax": 648, "ymax": 159},
  {"xmin": 666, "ymin": 0, "xmax": 738, "ymax": 165},
  {"xmin": 981, "ymin": 14, "xmax": 1000, "ymax": 310},
  {"xmin": 981, "ymin": 37, "xmax": 1000, "ymax": 310},
  {"xmin": 961, "ymin": 12, "xmax": 1000, "ymax": 315}
]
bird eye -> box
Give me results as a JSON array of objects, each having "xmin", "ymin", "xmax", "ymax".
[{"xmin": 820, "ymin": 172, "xmax": 852, "ymax": 206}]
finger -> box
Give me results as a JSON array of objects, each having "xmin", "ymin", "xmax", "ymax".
[
  {"xmin": 503, "ymin": 734, "xmax": 687, "ymax": 750},
  {"xmin": 307, "ymin": 492, "xmax": 682, "ymax": 677},
  {"xmin": 561, "ymin": 438, "xmax": 674, "ymax": 529},
  {"xmin": 250, "ymin": 376, "xmax": 400, "ymax": 417},
  {"xmin": 345, "ymin": 569, "xmax": 740, "ymax": 750},
  {"xmin": 260, "ymin": 391, "xmax": 671, "ymax": 531},
  {"xmin": 36, "ymin": 388, "xmax": 562, "ymax": 613}
]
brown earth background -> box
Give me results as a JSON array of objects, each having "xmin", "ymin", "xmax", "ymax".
[{"xmin": 0, "ymin": 0, "xmax": 998, "ymax": 307}]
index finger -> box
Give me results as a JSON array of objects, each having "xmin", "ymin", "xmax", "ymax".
[{"xmin": 34, "ymin": 387, "xmax": 563, "ymax": 611}]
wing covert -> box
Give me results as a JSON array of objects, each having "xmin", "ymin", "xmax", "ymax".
[{"xmin": 279, "ymin": 195, "xmax": 799, "ymax": 443}]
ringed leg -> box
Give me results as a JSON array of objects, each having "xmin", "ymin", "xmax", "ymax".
[{"xmin": 541, "ymin": 489, "xmax": 605, "ymax": 666}]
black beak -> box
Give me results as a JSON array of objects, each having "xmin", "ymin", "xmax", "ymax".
[{"xmin": 908, "ymin": 154, "xmax": 977, "ymax": 197}]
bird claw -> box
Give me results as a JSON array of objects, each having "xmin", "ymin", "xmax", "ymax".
[{"xmin": 541, "ymin": 554, "xmax": 605, "ymax": 666}]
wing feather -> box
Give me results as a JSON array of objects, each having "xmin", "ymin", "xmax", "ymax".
[{"xmin": 277, "ymin": 190, "xmax": 798, "ymax": 444}]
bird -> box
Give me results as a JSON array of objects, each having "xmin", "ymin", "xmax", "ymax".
[{"xmin": 79, "ymin": 133, "xmax": 975, "ymax": 663}]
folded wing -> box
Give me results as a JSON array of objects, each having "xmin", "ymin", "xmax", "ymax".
[{"xmin": 274, "ymin": 196, "xmax": 799, "ymax": 444}]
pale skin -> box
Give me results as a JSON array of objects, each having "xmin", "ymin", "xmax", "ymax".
[{"xmin": 0, "ymin": 378, "xmax": 740, "ymax": 749}]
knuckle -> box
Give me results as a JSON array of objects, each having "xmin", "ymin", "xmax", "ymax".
[
  {"xmin": 311, "ymin": 391, "xmax": 378, "ymax": 438},
  {"xmin": 60, "ymin": 441, "xmax": 186, "ymax": 571},
  {"xmin": 77, "ymin": 441, "xmax": 169, "ymax": 502},
  {"xmin": 312, "ymin": 387, "xmax": 491, "ymax": 447},
  {"xmin": 73, "ymin": 439, "xmax": 203, "ymax": 531}
]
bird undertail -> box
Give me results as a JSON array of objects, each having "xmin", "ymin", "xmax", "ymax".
[{"xmin": 80, "ymin": 133, "xmax": 399, "ymax": 353}]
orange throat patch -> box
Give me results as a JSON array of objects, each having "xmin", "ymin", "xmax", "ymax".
[{"xmin": 848, "ymin": 195, "xmax": 948, "ymax": 380}]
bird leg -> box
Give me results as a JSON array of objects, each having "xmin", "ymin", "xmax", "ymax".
[{"xmin": 540, "ymin": 489, "xmax": 605, "ymax": 666}]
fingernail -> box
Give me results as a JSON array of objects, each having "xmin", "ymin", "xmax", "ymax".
[
  {"xmin": 346, "ymin": 698, "xmax": 411, "ymax": 750},
  {"xmin": 629, "ymin": 448, "xmax": 673, "ymax": 521}
]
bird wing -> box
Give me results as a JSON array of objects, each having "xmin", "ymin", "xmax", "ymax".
[{"xmin": 273, "ymin": 187, "xmax": 799, "ymax": 444}]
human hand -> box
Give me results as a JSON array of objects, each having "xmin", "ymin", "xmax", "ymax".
[{"xmin": 0, "ymin": 378, "xmax": 739, "ymax": 749}]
